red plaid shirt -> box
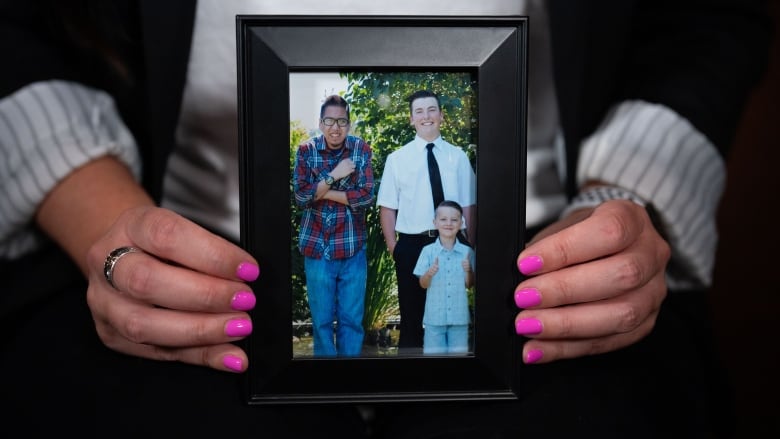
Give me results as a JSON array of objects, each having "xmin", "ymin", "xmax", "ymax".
[{"xmin": 293, "ymin": 135, "xmax": 374, "ymax": 260}]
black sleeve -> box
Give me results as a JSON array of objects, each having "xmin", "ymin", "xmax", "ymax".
[{"xmin": 550, "ymin": 0, "xmax": 773, "ymax": 157}]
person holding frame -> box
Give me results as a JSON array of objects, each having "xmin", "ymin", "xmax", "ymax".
[
  {"xmin": 0, "ymin": 0, "xmax": 771, "ymax": 437},
  {"xmin": 292, "ymin": 94, "xmax": 375, "ymax": 357},
  {"xmin": 377, "ymin": 90, "xmax": 477, "ymax": 352}
]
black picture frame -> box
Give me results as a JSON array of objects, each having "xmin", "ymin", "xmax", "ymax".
[{"xmin": 237, "ymin": 15, "xmax": 527, "ymax": 404}]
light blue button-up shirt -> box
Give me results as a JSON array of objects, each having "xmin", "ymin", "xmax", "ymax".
[{"xmin": 413, "ymin": 238, "xmax": 476, "ymax": 326}]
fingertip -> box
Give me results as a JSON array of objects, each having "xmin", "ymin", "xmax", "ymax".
[
  {"xmin": 225, "ymin": 318, "xmax": 253, "ymax": 337},
  {"xmin": 524, "ymin": 349, "xmax": 544, "ymax": 364},
  {"xmin": 223, "ymin": 354, "xmax": 245, "ymax": 372},
  {"xmin": 231, "ymin": 291, "xmax": 257, "ymax": 311},
  {"xmin": 236, "ymin": 261, "xmax": 260, "ymax": 282},
  {"xmin": 514, "ymin": 287, "xmax": 541, "ymax": 308},
  {"xmin": 518, "ymin": 255, "xmax": 543, "ymax": 275},
  {"xmin": 515, "ymin": 318, "xmax": 543, "ymax": 335}
]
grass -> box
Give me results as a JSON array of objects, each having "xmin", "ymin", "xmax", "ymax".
[{"xmin": 292, "ymin": 328, "xmax": 401, "ymax": 357}]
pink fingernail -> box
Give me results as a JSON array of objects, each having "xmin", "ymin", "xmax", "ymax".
[
  {"xmin": 236, "ymin": 262, "xmax": 260, "ymax": 282},
  {"xmin": 515, "ymin": 318, "xmax": 543, "ymax": 335},
  {"xmin": 231, "ymin": 291, "xmax": 256, "ymax": 311},
  {"xmin": 225, "ymin": 318, "xmax": 253, "ymax": 337},
  {"xmin": 525, "ymin": 349, "xmax": 543, "ymax": 364},
  {"xmin": 514, "ymin": 287, "xmax": 541, "ymax": 308},
  {"xmin": 518, "ymin": 255, "xmax": 543, "ymax": 275},
  {"xmin": 223, "ymin": 355, "xmax": 244, "ymax": 372}
]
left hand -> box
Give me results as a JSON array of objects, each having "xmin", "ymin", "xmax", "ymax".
[
  {"xmin": 513, "ymin": 199, "xmax": 670, "ymax": 364},
  {"xmin": 84, "ymin": 206, "xmax": 259, "ymax": 372}
]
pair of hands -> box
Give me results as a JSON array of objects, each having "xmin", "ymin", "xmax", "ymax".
[
  {"xmin": 423, "ymin": 257, "xmax": 472, "ymax": 277},
  {"xmin": 314, "ymin": 158, "xmax": 356, "ymax": 203},
  {"xmin": 86, "ymin": 198, "xmax": 668, "ymax": 372}
]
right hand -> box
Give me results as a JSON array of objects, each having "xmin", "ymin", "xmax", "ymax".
[
  {"xmin": 84, "ymin": 205, "xmax": 260, "ymax": 373},
  {"xmin": 331, "ymin": 158, "xmax": 356, "ymax": 180},
  {"xmin": 513, "ymin": 199, "xmax": 669, "ymax": 364},
  {"xmin": 428, "ymin": 257, "xmax": 440, "ymax": 276}
]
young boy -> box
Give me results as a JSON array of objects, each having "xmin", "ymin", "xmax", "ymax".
[{"xmin": 413, "ymin": 200, "xmax": 476, "ymax": 354}]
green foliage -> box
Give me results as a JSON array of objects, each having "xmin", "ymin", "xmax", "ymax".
[
  {"xmin": 290, "ymin": 121, "xmax": 310, "ymax": 322},
  {"xmin": 362, "ymin": 205, "xmax": 399, "ymax": 330},
  {"xmin": 290, "ymin": 119, "xmax": 310, "ymax": 147}
]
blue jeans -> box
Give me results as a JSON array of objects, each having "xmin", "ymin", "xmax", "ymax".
[
  {"xmin": 423, "ymin": 324, "xmax": 469, "ymax": 354},
  {"xmin": 304, "ymin": 248, "xmax": 367, "ymax": 356}
]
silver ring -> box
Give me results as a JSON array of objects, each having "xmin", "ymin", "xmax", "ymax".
[{"xmin": 104, "ymin": 246, "xmax": 142, "ymax": 290}]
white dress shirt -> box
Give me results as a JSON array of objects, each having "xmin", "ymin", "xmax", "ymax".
[{"xmin": 376, "ymin": 136, "xmax": 476, "ymax": 234}]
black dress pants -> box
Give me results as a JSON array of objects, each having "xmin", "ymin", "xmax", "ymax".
[{"xmin": 392, "ymin": 233, "xmax": 436, "ymax": 350}]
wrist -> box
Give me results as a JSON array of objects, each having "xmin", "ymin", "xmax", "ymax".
[
  {"xmin": 561, "ymin": 184, "xmax": 668, "ymax": 242},
  {"xmin": 560, "ymin": 185, "xmax": 646, "ymax": 219},
  {"xmin": 321, "ymin": 172, "xmax": 335, "ymax": 186}
]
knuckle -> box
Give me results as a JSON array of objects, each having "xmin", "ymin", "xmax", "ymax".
[
  {"xmin": 204, "ymin": 245, "xmax": 232, "ymax": 274},
  {"xmin": 200, "ymin": 348, "xmax": 213, "ymax": 367},
  {"xmin": 188, "ymin": 320, "xmax": 211, "ymax": 345},
  {"xmin": 121, "ymin": 309, "xmax": 148, "ymax": 344},
  {"xmin": 200, "ymin": 282, "xmax": 226, "ymax": 309},
  {"xmin": 613, "ymin": 256, "xmax": 645, "ymax": 290},
  {"xmin": 550, "ymin": 238, "xmax": 573, "ymax": 267},
  {"xmin": 599, "ymin": 210, "xmax": 633, "ymax": 248},
  {"xmin": 142, "ymin": 209, "xmax": 184, "ymax": 252},
  {"xmin": 550, "ymin": 276, "xmax": 577, "ymax": 305},
  {"xmin": 613, "ymin": 302, "xmax": 643, "ymax": 333},
  {"xmin": 555, "ymin": 313, "xmax": 575, "ymax": 338}
]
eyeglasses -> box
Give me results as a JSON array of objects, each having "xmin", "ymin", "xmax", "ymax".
[{"xmin": 321, "ymin": 117, "xmax": 350, "ymax": 127}]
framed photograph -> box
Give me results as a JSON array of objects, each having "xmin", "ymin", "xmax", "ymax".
[{"xmin": 237, "ymin": 15, "xmax": 527, "ymax": 404}]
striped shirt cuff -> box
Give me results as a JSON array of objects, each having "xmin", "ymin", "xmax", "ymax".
[
  {"xmin": 560, "ymin": 185, "xmax": 646, "ymax": 219},
  {"xmin": 0, "ymin": 80, "xmax": 140, "ymax": 259},
  {"xmin": 575, "ymin": 100, "xmax": 725, "ymax": 289}
]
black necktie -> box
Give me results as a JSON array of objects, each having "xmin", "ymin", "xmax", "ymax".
[{"xmin": 426, "ymin": 143, "xmax": 444, "ymax": 209}]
